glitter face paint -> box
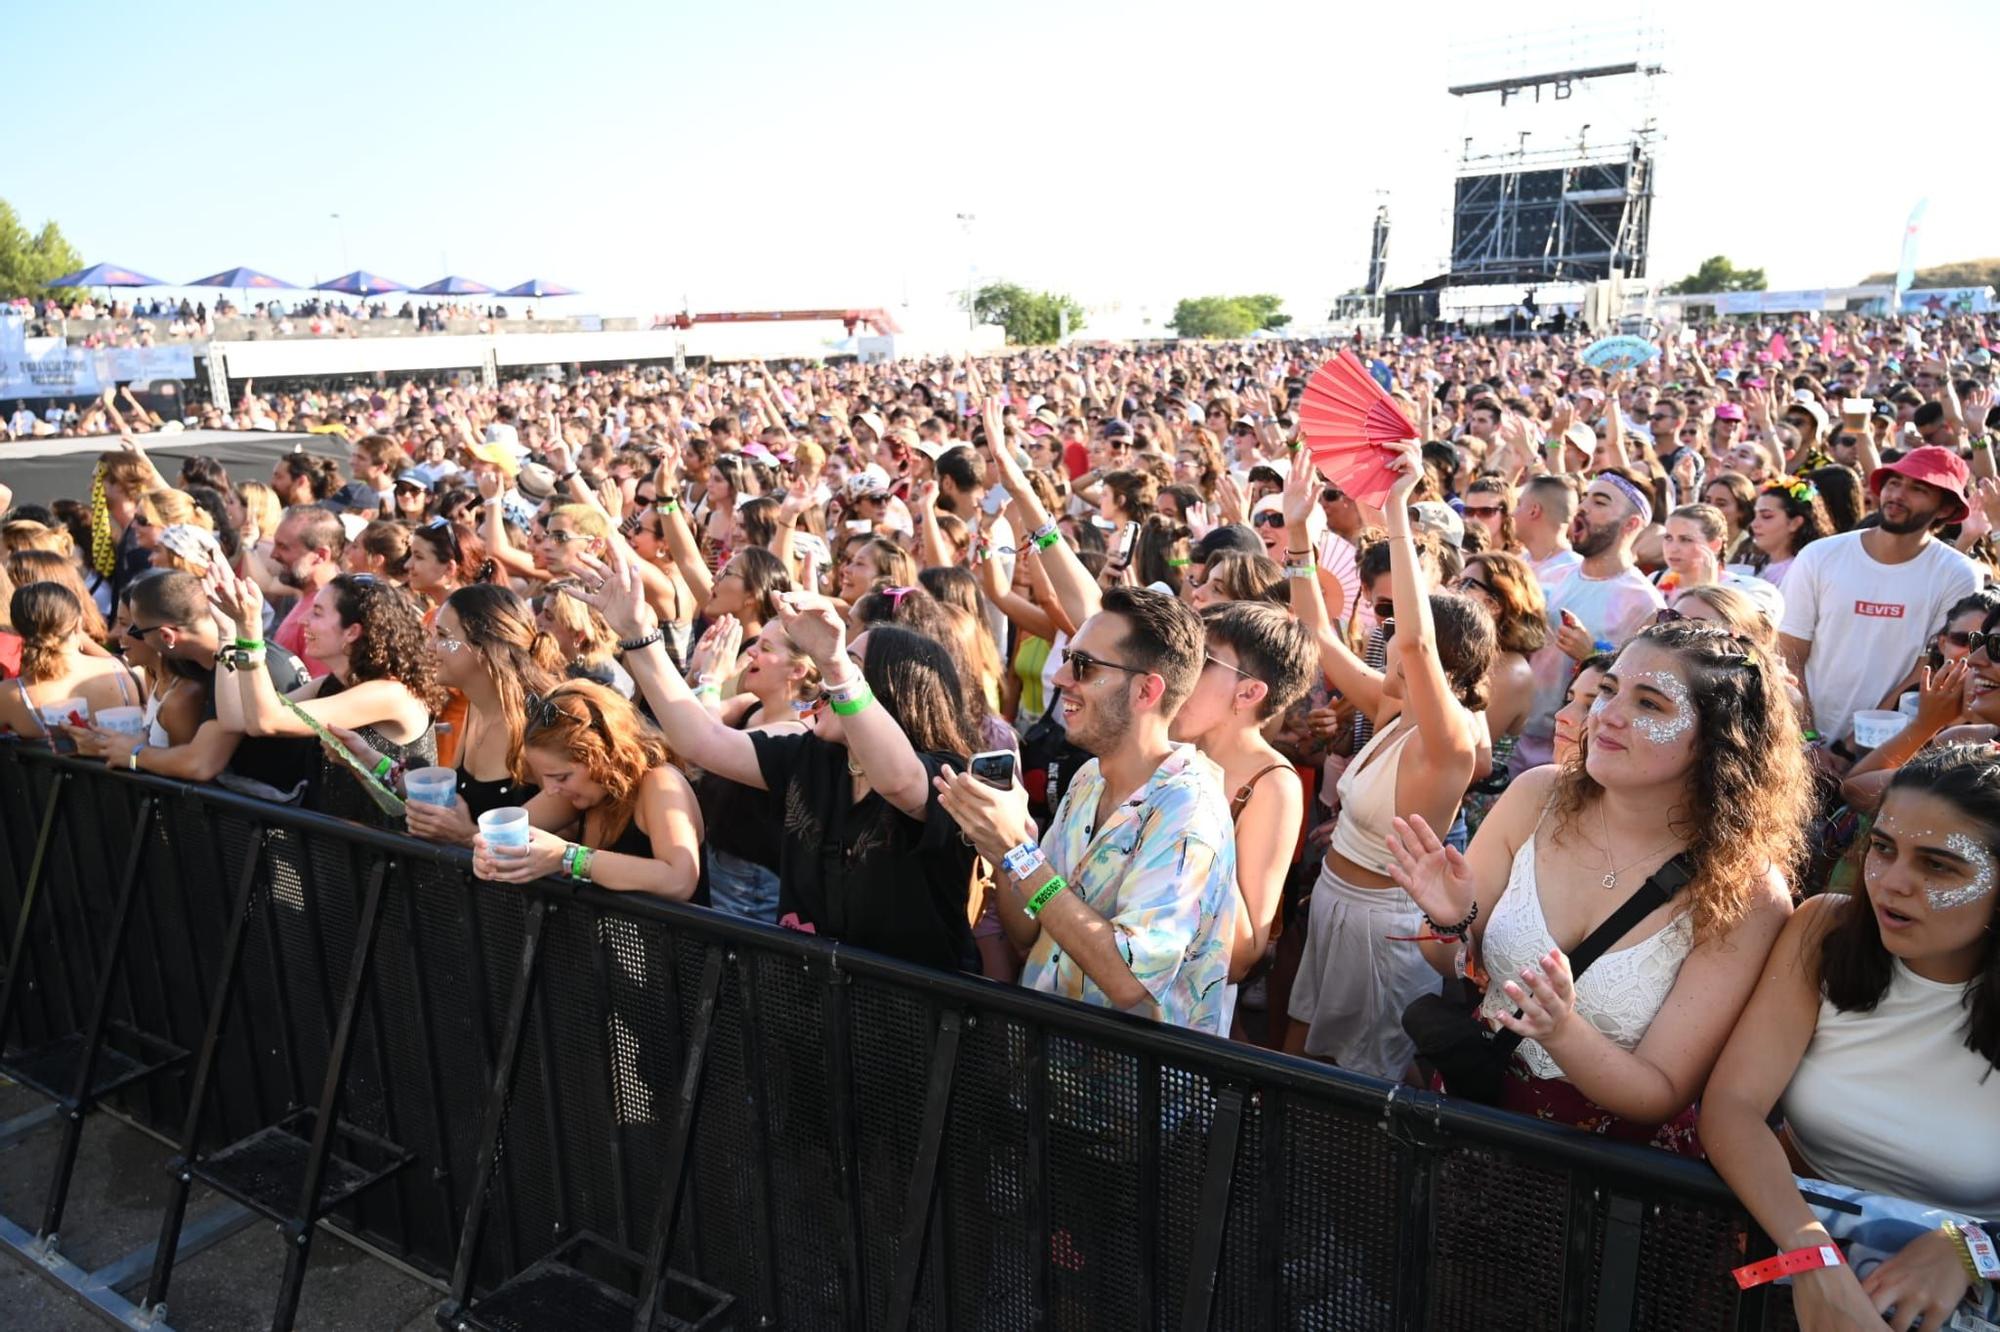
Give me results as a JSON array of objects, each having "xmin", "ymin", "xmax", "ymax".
[
  {"xmin": 1629, "ymin": 670, "xmax": 1694, "ymax": 746},
  {"xmin": 1933, "ymin": 832, "xmax": 1997, "ymax": 912}
]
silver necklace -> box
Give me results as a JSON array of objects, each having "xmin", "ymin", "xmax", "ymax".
[{"xmin": 1597, "ymin": 802, "xmax": 1682, "ymax": 890}]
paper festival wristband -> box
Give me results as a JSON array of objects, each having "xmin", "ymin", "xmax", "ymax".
[{"xmin": 1731, "ymin": 1244, "xmax": 1844, "ymax": 1290}]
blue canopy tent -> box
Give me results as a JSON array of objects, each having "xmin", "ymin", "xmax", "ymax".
[
  {"xmin": 497, "ymin": 279, "xmax": 577, "ymax": 298},
  {"xmin": 412, "ymin": 276, "xmax": 495, "ymax": 296},
  {"xmin": 186, "ymin": 267, "xmax": 298, "ymax": 291},
  {"xmin": 316, "ymin": 271, "xmax": 410, "ymax": 296},
  {"xmin": 45, "ymin": 263, "xmax": 168, "ymax": 289}
]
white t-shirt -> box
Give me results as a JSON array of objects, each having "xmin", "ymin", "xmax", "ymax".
[
  {"xmin": 1778, "ymin": 531, "xmax": 1981, "ymax": 741},
  {"xmin": 1531, "ymin": 547, "xmax": 1582, "ymax": 584},
  {"xmin": 1517, "ymin": 564, "xmax": 1664, "ymax": 768}
]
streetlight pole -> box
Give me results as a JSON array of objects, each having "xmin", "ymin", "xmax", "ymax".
[{"xmin": 955, "ymin": 212, "xmax": 976, "ymax": 332}]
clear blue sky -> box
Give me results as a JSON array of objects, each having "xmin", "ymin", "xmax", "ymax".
[{"xmin": 6, "ymin": 0, "xmax": 1996, "ymax": 329}]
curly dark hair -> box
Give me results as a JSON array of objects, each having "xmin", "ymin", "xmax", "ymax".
[
  {"xmin": 326, "ymin": 574, "xmax": 447, "ymax": 713},
  {"xmin": 1552, "ymin": 619, "xmax": 1811, "ymax": 944},
  {"xmin": 1752, "ymin": 480, "xmax": 1835, "ymax": 566},
  {"xmin": 1428, "ymin": 590, "xmax": 1497, "ymax": 712}
]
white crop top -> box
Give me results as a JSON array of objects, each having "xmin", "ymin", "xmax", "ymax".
[
  {"xmin": 1476, "ymin": 827, "xmax": 1694, "ymax": 1080},
  {"xmin": 1781, "ymin": 957, "xmax": 2000, "ymax": 1217}
]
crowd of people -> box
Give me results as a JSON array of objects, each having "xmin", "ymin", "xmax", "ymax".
[
  {"xmin": 4, "ymin": 293, "xmax": 526, "ymax": 350},
  {"xmin": 2, "ymin": 319, "xmax": 1997, "ymax": 1326}
]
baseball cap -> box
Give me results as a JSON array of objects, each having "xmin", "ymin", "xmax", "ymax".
[
  {"xmin": 463, "ymin": 436, "xmax": 522, "ymax": 475},
  {"xmin": 393, "ymin": 469, "xmax": 432, "ymax": 491},
  {"xmin": 853, "ymin": 411, "xmax": 886, "ymax": 438},
  {"xmin": 1712, "ymin": 403, "xmax": 1744, "ymax": 422},
  {"xmin": 322, "ymin": 481, "xmax": 380, "ymax": 515},
  {"xmin": 1785, "ymin": 398, "xmax": 1829, "ymax": 434},
  {"xmin": 1411, "ymin": 501, "xmax": 1465, "ymax": 549}
]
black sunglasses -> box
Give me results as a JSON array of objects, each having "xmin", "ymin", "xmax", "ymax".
[
  {"xmin": 1321, "ymin": 487, "xmax": 1343, "ymax": 504},
  {"xmin": 1942, "ymin": 629, "xmax": 1992, "ymax": 652},
  {"xmin": 1453, "ymin": 575, "xmax": 1496, "ymax": 598},
  {"xmin": 1372, "ymin": 598, "xmax": 1396, "ymax": 624},
  {"xmin": 1251, "ymin": 512, "xmax": 1287, "ymax": 529},
  {"xmin": 1061, "ymin": 647, "xmax": 1149, "ymax": 685},
  {"xmin": 1655, "ymin": 606, "xmax": 1686, "ymax": 625}
]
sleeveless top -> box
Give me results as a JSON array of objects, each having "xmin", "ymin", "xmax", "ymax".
[
  {"xmin": 1781, "ymin": 957, "xmax": 2000, "ymax": 1216},
  {"xmin": 13, "ymin": 662, "xmax": 139, "ymax": 749},
  {"xmin": 308, "ymin": 675, "xmax": 437, "ymax": 827},
  {"xmin": 1476, "ymin": 822, "xmax": 1694, "ymax": 1080},
  {"xmin": 1329, "ymin": 716, "xmax": 1417, "ymax": 876},
  {"xmin": 143, "ymin": 674, "xmax": 191, "ymax": 749},
  {"xmin": 457, "ymin": 767, "xmax": 539, "ymax": 822}
]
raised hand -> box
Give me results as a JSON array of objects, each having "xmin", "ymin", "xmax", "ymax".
[
  {"xmin": 686, "ymin": 616, "xmax": 743, "ymax": 685},
  {"xmin": 1384, "ymin": 814, "xmax": 1476, "ymax": 927},
  {"xmin": 1494, "ymin": 948, "xmax": 1577, "ymax": 1042},
  {"xmin": 775, "ymin": 590, "xmax": 847, "ymax": 668},
  {"xmin": 568, "ymin": 549, "xmax": 655, "ymax": 641},
  {"xmin": 1385, "ymin": 440, "xmax": 1423, "ymax": 505},
  {"xmin": 1280, "ymin": 444, "xmax": 1320, "ymax": 527}
]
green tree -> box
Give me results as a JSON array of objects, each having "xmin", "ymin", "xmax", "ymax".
[
  {"xmin": 1167, "ymin": 293, "xmax": 1290, "ymax": 339},
  {"xmin": 0, "ymin": 198, "xmax": 86, "ymax": 302},
  {"xmin": 971, "ymin": 281, "xmax": 1086, "ymax": 345},
  {"xmin": 1663, "ymin": 255, "xmax": 1767, "ymax": 295}
]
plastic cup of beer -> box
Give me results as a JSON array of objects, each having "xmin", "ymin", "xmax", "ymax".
[
  {"xmin": 96, "ymin": 705, "xmax": 147, "ymax": 737},
  {"xmin": 476, "ymin": 806, "xmax": 531, "ymax": 850},
  {"xmin": 404, "ymin": 766, "xmax": 458, "ymax": 808}
]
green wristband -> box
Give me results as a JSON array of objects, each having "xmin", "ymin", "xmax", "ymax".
[
  {"xmin": 830, "ymin": 685, "xmax": 875, "ymax": 717},
  {"xmin": 1023, "ymin": 874, "xmax": 1069, "ymax": 919},
  {"xmin": 234, "ymin": 637, "xmax": 264, "ymax": 650}
]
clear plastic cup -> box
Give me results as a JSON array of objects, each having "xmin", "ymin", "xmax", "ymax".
[
  {"xmin": 96, "ymin": 705, "xmax": 147, "ymax": 736},
  {"xmin": 476, "ymin": 806, "xmax": 531, "ymax": 850},
  {"xmin": 1851, "ymin": 710, "xmax": 1905, "ymax": 749},
  {"xmin": 1897, "ymin": 691, "xmax": 1921, "ymax": 719},
  {"xmin": 404, "ymin": 766, "xmax": 458, "ymax": 808},
  {"xmin": 39, "ymin": 697, "xmax": 88, "ymax": 732}
]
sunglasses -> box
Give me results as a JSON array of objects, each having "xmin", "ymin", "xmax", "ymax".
[
  {"xmin": 1461, "ymin": 504, "xmax": 1502, "ymax": 520},
  {"xmin": 1654, "ymin": 606, "xmax": 1686, "ymax": 625},
  {"xmin": 1061, "ymin": 647, "xmax": 1149, "ymax": 684},
  {"xmin": 545, "ymin": 530, "xmax": 588, "ymax": 544},
  {"xmin": 1372, "ymin": 598, "xmax": 1396, "ymax": 624},
  {"xmin": 1251, "ymin": 512, "xmax": 1287, "ymax": 529},
  {"xmin": 1321, "ymin": 487, "xmax": 1343, "ymax": 504},
  {"xmin": 1453, "ymin": 576, "xmax": 1496, "ymax": 598},
  {"xmin": 124, "ymin": 621, "xmax": 166, "ymax": 641},
  {"xmin": 1942, "ymin": 629, "xmax": 1992, "ymax": 651}
]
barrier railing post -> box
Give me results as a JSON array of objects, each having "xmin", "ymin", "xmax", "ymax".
[
  {"xmin": 0, "ymin": 770, "xmax": 68, "ymax": 1047},
  {"xmin": 437, "ymin": 896, "xmax": 551, "ymax": 1324},
  {"xmin": 821, "ymin": 955, "xmax": 870, "ymax": 1330},
  {"xmin": 884, "ymin": 1006, "xmax": 963, "ymax": 1330},
  {"xmin": 144, "ymin": 824, "xmax": 268, "ymax": 1314},
  {"xmin": 1178, "ymin": 1084, "xmax": 1245, "ymax": 1332},
  {"xmin": 731, "ymin": 949, "xmax": 783, "ymax": 1325},
  {"xmin": 631, "ymin": 944, "xmax": 726, "ymax": 1332},
  {"xmin": 38, "ymin": 795, "xmax": 162, "ymax": 1240},
  {"xmin": 270, "ymin": 856, "xmax": 394, "ymax": 1330}
]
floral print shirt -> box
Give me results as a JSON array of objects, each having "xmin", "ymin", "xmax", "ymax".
[{"xmin": 1020, "ymin": 744, "xmax": 1236, "ymax": 1035}]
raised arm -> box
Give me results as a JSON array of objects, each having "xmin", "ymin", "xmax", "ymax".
[
  {"xmin": 1381, "ymin": 443, "xmax": 1479, "ymax": 766},
  {"xmin": 1279, "ymin": 454, "xmax": 1385, "ymax": 718},
  {"xmin": 572, "ymin": 551, "xmax": 762, "ymax": 788},
  {"xmin": 780, "ymin": 593, "xmax": 934, "ymax": 820},
  {"xmin": 984, "ymin": 398, "xmax": 1100, "ymax": 628}
]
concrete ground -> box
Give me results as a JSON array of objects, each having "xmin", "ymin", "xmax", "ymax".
[{"xmin": 0, "ymin": 1081, "xmax": 444, "ymax": 1331}]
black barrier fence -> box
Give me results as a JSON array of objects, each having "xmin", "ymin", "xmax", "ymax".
[{"xmin": 0, "ymin": 745, "xmax": 1807, "ymax": 1331}]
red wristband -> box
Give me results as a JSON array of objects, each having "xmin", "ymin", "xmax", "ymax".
[{"xmin": 1732, "ymin": 1243, "xmax": 1845, "ymax": 1289}]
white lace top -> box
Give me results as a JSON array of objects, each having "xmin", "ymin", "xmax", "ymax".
[{"xmin": 1476, "ymin": 828, "xmax": 1694, "ymax": 1079}]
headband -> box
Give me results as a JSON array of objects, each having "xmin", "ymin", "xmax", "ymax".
[{"xmin": 1598, "ymin": 472, "xmax": 1654, "ymax": 525}]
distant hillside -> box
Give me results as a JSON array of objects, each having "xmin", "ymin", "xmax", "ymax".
[{"xmin": 1858, "ymin": 258, "xmax": 2000, "ymax": 288}]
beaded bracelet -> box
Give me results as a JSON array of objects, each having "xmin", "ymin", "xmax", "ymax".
[
  {"xmin": 1422, "ymin": 900, "xmax": 1479, "ymax": 940},
  {"xmin": 618, "ymin": 629, "xmax": 663, "ymax": 652}
]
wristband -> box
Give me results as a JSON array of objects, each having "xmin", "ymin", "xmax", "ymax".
[
  {"xmin": 372, "ymin": 756, "xmax": 395, "ymax": 782},
  {"xmin": 1944, "ymin": 1221, "xmax": 2000, "ymax": 1283},
  {"xmin": 1000, "ymin": 841, "xmax": 1046, "ymax": 884},
  {"xmin": 617, "ymin": 630, "xmax": 663, "ymax": 652},
  {"xmin": 128, "ymin": 741, "xmax": 147, "ymax": 772},
  {"xmin": 1029, "ymin": 521, "xmax": 1061, "ymax": 551},
  {"xmin": 822, "ymin": 673, "xmax": 868, "ymax": 704},
  {"xmin": 830, "ymin": 685, "xmax": 876, "ymax": 717},
  {"xmin": 1731, "ymin": 1244, "xmax": 1844, "ymax": 1290},
  {"xmin": 1166, "ymin": 556, "xmax": 1191, "ymax": 567},
  {"xmin": 657, "ymin": 500, "xmax": 681, "ymax": 514},
  {"xmin": 234, "ymin": 637, "xmax": 264, "ymax": 650},
  {"xmin": 1284, "ymin": 562, "xmax": 1317, "ymax": 579},
  {"xmin": 1422, "ymin": 900, "xmax": 1480, "ymax": 940},
  {"xmin": 1022, "ymin": 874, "xmax": 1069, "ymax": 918}
]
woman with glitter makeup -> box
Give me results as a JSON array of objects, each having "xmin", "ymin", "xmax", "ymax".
[
  {"xmin": 1388, "ymin": 620, "xmax": 1811, "ymax": 1151},
  {"xmin": 1702, "ymin": 746, "xmax": 2000, "ymax": 1332}
]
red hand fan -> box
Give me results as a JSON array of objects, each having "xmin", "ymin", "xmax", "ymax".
[{"xmin": 1296, "ymin": 351, "xmax": 1418, "ymax": 509}]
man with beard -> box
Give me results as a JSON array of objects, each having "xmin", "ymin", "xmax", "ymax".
[
  {"xmin": 935, "ymin": 587, "xmax": 1236, "ymax": 1034},
  {"xmin": 1513, "ymin": 469, "xmax": 1665, "ymax": 773},
  {"xmin": 1779, "ymin": 446, "xmax": 1981, "ymax": 752},
  {"xmin": 265, "ymin": 505, "xmax": 347, "ymax": 678}
]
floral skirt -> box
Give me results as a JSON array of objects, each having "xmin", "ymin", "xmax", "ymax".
[{"xmin": 1495, "ymin": 1059, "xmax": 1704, "ymax": 1158}]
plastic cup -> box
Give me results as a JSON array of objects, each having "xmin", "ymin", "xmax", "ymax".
[
  {"xmin": 1851, "ymin": 709, "xmax": 1905, "ymax": 749},
  {"xmin": 96, "ymin": 705, "xmax": 147, "ymax": 737},
  {"xmin": 404, "ymin": 766, "xmax": 458, "ymax": 808},
  {"xmin": 1897, "ymin": 691, "xmax": 1921, "ymax": 719},
  {"xmin": 477, "ymin": 806, "xmax": 531, "ymax": 850},
  {"xmin": 39, "ymin": 697, "xmax": 88, "ymax": 732}
]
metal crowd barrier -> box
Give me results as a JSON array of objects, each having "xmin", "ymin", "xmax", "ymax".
[{"xmin": 0, "ymin": 745, "xmax": 1804, "ymax": 1331}]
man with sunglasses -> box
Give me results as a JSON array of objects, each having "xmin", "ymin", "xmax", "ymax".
[
  {"xmin": 78, "ymin": 570, "xmax": 311, "ymax": 794},
  {"xmin": 937, "ymin": 588, "xmax": 1236, "ymax": 1034}
]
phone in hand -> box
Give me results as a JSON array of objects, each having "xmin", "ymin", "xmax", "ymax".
[{"xmin": 968, "ymin": 750, "xmax": 1018, "ymax": 790}]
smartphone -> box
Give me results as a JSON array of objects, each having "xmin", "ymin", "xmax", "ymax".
[
  {"xmin": 969, "ymin": 750, "xmax": 1018, "ymax": 789},
  {"xmin": 844, "ymin": 519, "xmax": 872, "ymax": 535},
  {"xmin": 1115, "ymin": 522, "xmax": 1138, "ymax": 562}
]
